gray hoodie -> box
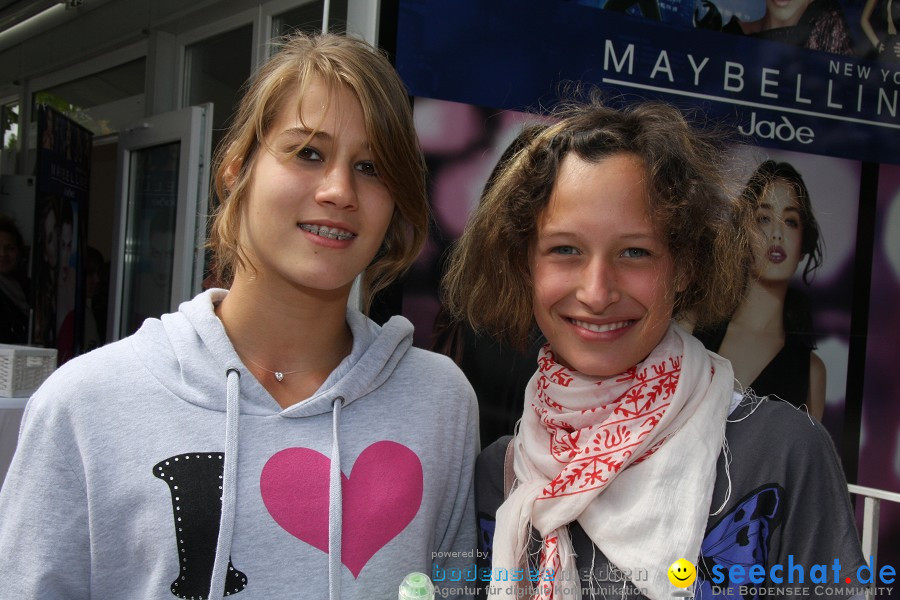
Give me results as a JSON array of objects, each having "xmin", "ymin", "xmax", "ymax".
[{"xmin": 0, "ymin": 289, "xmax": 478, "ymax": 600}]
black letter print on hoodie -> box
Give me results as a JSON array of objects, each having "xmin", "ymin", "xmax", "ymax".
[{"xmin": 154, "ymin": 453, "xmax": 248, "ymax": 598}]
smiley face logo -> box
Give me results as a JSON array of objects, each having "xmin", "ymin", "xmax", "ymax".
[{"xmin": 667, "ymin": 558, "xmax": 697, "ymax": 588}]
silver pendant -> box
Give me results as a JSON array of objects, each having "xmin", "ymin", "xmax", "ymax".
[{"xmin": 275, "ymin": 372, "xmax": 285, "ymax": 382}]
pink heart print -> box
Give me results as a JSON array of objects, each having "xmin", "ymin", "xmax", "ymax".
[{"xmin": 260, "ymin": 441, "xmax": 424, "ymax": 577}]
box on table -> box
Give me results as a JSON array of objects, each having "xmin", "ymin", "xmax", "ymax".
[{"xmin": 0, "ymin": 344, "xmax": 57, "ymax": 398}]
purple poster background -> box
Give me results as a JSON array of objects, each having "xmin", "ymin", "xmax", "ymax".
[
  {"xmin": 403, "ymin": 99, "xmax": 551, "ymax": 351},
  {"xmin": 860, "ymin": 164, "xmax": 900, "ymax": 572}
]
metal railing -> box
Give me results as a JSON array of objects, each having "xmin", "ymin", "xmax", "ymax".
[{"xmin": 847, "ymin": 484, "xmax": 900, "ymax": 599}]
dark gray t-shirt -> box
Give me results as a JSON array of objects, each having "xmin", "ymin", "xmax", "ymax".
[{"xmin": 475, "ymin": 398, "xmax": 867, "ymax": 599}]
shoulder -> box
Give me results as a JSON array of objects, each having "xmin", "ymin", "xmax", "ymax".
[
  {"xmin": 724, "ymin": 396, "xmax": 844, "ymax": 481},
  {"xmin": 477, "ymin": 436, "xmax": 511, "ymax": 476},
  {"xmin": 14, "ymin": 338, "xmax": 151, "ymax": 457},
  {"xmin": 34, "ymin": 337, "xmax": 139, "ymax": 395},
  {"xmin": 24, "ymin": 334, "xmax": 153, "ymax": 420},
  {"xmin": 728, "ymin": 396, "xmax": 831, "ymax": 446},
  {"xmin": 352, "ymin": 310, "xmax": 474, "ymax": 393},
  {"xmin": 809, "ymin": 352, "xmax": 826, "ymax": 378},
  {"xmin": 401, "ymin": 345, "xmax": 478, "ymax": 396},
  {"xmin": 475, "ymin": 436, "xmax": 512, "ymax": 513},
  {"xmin": 713, "ymin": 397, "xmax": 864, "ymax": 576},
  {"xmin": 403, "ymin": 344, "xmax": 466, "ymax": 375}
]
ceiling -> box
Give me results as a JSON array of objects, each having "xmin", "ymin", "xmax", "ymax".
[{"xmin": 0, "ymin": 1, "xmax": 65, "ymax": 34}]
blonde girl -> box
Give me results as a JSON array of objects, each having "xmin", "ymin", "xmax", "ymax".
[{"xmin": 0, "ymin": 33, "xmax": 477, "ymax": 600}]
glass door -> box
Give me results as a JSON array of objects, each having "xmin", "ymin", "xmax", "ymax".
[{"xmin": 109, "ymin": 104, "xmax": 212, "ymax": 340}]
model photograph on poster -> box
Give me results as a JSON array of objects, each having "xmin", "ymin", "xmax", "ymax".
[
  {"xmin": 701, "ymin": 146, "xmax": 861, "ymax": 446},
  {"xmin": 33, "ymin": 106, "xmax": 92, "ymax": 363}
]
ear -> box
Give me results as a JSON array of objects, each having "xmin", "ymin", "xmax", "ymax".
[{"xmin": 223, "ymin": 156, "xmax": 243, "ymax": 192}]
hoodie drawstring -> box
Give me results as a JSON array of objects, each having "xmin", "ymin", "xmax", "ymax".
[
  {"xmin": 208, "ymin": 368, "xmax": 242, "ymax": 600},
  {"xmin": 205, "ymin": 373, "xmax": 344, "ymax": 600},
  {"xmin": 328, "ymin": 396, "xmax": 345, "ymax": 600}
]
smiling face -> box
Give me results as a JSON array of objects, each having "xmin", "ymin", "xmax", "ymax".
[
  {"xmin": 667, "ymin": 558, "xmax": 697, "ymax": 588},
  {"xmin": 530, "ymin": 153, "xmax": 679, "ymax": 378},
  {"xmin": 753, "ymin": 180, "xmax": 804, "ymax": 284},
  {"xmin": 235, "ymin": 79, "xmax": 395, "ymax": 297}
]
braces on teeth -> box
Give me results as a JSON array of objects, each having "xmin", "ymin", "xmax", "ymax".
[{"xmin": 299, "ymin": 224, "xmax": 356, "ymax": 241}]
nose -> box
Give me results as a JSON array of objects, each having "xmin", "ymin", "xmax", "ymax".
[
  {"xmin": 315, "ymin": 164, "xmax": 358, "ymax": 210},
  {"xmin": 574, "ymin": 257, "xmax": 620, "ymax": 312},
  {"xmin": 769, "ymin": 218, "xmax": 784, "ymax": 241}
]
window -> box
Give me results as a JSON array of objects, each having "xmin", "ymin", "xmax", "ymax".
[
  {"xmin": 0, "ymin": 102, "xmax": 18, "ymax": 175},
  {"xmin": 184, "ymin": 25, "xmax": 253, "ymax": 162}
]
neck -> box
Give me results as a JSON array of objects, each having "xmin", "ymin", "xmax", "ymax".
[
  {"xmin": 216, "ymin": 270, "xmax": 354, "ymax": 375},
  {"xmin": 730, "ymin": 278, "xmax": 787, "ymax": 332}
]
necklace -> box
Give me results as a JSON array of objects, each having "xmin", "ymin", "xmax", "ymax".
[
  {"xmin": 236, "ymin": 336, "xmax": 352, "ymax": 383},
  {"xmin": 242, "ymin": 356, "xmax": 298, "ymax": 382}
]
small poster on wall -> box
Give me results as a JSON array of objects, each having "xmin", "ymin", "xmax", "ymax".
[{"xmin": 33, "ymin": 106, "xmax": 92, "ymax": 365}]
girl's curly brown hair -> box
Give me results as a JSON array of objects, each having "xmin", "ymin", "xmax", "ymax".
[{"xmin": 442, "ymin": 96, "xmax": 755, "ymax": 349}]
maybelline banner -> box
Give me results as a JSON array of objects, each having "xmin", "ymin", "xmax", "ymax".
[{"xmin": 396, "ymin": 0, "xmax": 900, "ymax": 165}]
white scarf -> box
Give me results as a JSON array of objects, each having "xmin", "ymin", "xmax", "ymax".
[{"xmin": 489, "ymin": 323, "xmax": 733, "ymax": 600}]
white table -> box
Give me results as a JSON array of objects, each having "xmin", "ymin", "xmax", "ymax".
[{"xmin": 0, "ymin": 397, "xmax": 28, "ymax": 486}]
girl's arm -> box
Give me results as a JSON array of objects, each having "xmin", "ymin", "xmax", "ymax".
[
  {"xmin": 807, "ymin": 352, "xmax": 826, "ymax": 420},
  {"xmin": 0, "ymin": 393, "xmax": 91, "ymax": 599},
  {"xmin": 861, "ymin": 0, "xmax": 884, "ymax": 52},
  {"xmin": 768, "ymin": 407, "xmax": 865, "ymax": 596}
]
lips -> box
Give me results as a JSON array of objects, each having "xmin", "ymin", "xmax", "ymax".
[
  {"xmin": 568, "ymin": 318, "xmax": 635, "ymax": 333},
  {"xmin": 298, "ymin": 223, "xmax": 356, "ymax": 241},
  {"xmin": 767, "ymin": 245, "xmax": 786, "ymax": 264}
]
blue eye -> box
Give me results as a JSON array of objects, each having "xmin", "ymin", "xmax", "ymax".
[
  {"xmin": 297, "ymin": 147, "xmax": 322, "ymax": 161},
  {"xmin": 551, "ymin": 246, "xmax": 579, "ymax": 255},
  {"xmin": 355, "ymin": 161, "xmax": 379, "ymax": 177},
  {"xmin": 622, "ymin": 248, "xmax": 649, "ymax": 258}
]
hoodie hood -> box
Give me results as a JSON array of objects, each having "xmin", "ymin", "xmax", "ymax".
[
  {"xmin": 129, "ymin": 288, "xmax": 414, "ymax": 416},
  {"xmin": 130, "ymin": 289, "xmax": 416, "ymax": 600}
]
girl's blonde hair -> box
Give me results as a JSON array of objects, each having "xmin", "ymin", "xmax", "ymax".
[
  {"xmin": 207, "ymin": 32, "xmax": 427, "ymax": 308},
  {"xmin": 442, "ymin": 97, "xmax": 755, "ymax": 348}
]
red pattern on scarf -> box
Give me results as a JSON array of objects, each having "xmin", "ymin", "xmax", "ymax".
[
  {"xmin": 529, "ymin": 348, "xmax": 682, "ymax": 600},
  {"xmin": 533, "ymin": 348, "xmax": 681, "ymax": 500}
]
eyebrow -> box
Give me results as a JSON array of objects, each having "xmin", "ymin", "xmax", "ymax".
[
  {"xmin": 280, "ymin": 127, "xmax": 331, "ymax": 142},
  {"xmin": 758, "ymin": 203, "xmax": 801, "ymax": 214},
  {"xmin": 538, "ymin": 229, "xmax": 661, "ymax": 243},
  {"xmin": 278, "ymin": 127, "xmax": 372, "ymax": 152}
]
